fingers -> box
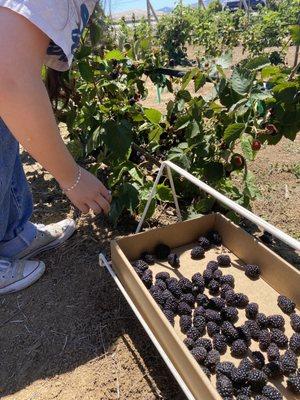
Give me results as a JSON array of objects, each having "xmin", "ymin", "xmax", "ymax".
[
  {"xmin": 99, "ymin": 182, "xmax": 112, "ymax": 203},
  {"xmin": 78, "ymin": 203, "xmax": 89, "ymax": 214},
  {"xmin": 88, "ymin": 200, "xmax": 103, "ymax": 215},
  {"xmin": 95, "ymin": 193, "xmax": 111, "ymax": 215}
]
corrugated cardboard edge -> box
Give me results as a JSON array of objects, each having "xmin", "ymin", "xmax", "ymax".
[{"xmin": 111, "ymin": 213, "xmax": 300, "ymax": 400}]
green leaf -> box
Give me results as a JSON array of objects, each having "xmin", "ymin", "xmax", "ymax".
[
  {"xmin": 90, "ymin": 23, "xmax": 101, "ymax": 47},
  {"xmin": 177, "ymin": 90, "xmax": 192, "ymax": 102},
  {"xmin": 244, "ymin": 56, "xmax": 270, "ymax": 71},
  {"xmin": 261, "ymin": 65, "xmax": 281, "ymax": 79},
  {"xmin": 241, "ymin": 134, "xmax": 254, "ymax": 161},
  {"xmin": 105, "ymin": 49, "xmax": 124, "ymax": 61},
  {"xmin": 244, "ymin": 172, "xmax": 261, "ymax": 200},
  {"xmin": 223, "ymin": 123, "xmax": 245, "ymax": 143},
  {"xmin": 149, "ymin": 125, "xmax": 163, "ymax": 142},
  {"xmin": 231, "ymin": 68, "xmax": 252, "ymax": 95},
  {"xmin": 78, "ymin": 61, "xmax": 94, "ymax": 82},
  {"xmin": 102, "ymin": 120, "xmax": 132, "ymax": 159},
  {"xmin": 203, "ymin": 162, "xmax": 224, "ymax": 181},
  {"xmin": 138, "ymin": 197, "xmax": 156, "ymax": 219},
  {"xmin": 144, "ymin": 108, "xmax": 162, "ymax": 124},
  {"xmin": 272, "ymin": 82, "xmax": 298, "ymax": 104},
  {"xmin": 109, "ymin": 183, "xmax": 139, "ymax": 225},
  {"xmin": 181, "ymin": 68, "xmax": 198, "ymax": 91},
  {"xmin": 128, "ymin": 166, "xmax": 144, "ymax": 186},
  {"xmin": 67, "ymin": 139, "xmax": 84, "ymax": 160},
  {"xmin": 76, "ymin": 45, "xmax": 92, "ymax": 60},
  {"xmin": 216, "ymin": 53, "xmax": 232, "ymax": 69},
  {"xmin": 289, "ymin": 25, "xmax": 300, "ymax": 45},
  {"xmin": 156, "ymin": 184, "xmax": 173, "ymax": 202},
  {"xmin": 194, "ymin": 73, "xmax": 206, "ymax": 92},
  {"xmin": 192, "ymin": 196, "xmax": 215, "ymax": 213}
]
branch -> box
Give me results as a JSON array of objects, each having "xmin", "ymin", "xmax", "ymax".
[{"xmin": 132, "ymin": 143, "xmax": 161, "ymax": 167}]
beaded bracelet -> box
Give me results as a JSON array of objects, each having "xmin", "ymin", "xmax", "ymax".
[{"xmin": 63, "ymin": 166, "xmax": 82, "ymax": 193}]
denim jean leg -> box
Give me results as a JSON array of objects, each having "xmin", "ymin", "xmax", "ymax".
[{"xmin": 0, "ymin": 118, "xmax": 36, "ymax": 257}]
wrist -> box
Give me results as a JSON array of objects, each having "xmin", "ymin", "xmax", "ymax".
[{"xmin": 56, "ymin": 162, "xmax": 80, "ymax": 189}]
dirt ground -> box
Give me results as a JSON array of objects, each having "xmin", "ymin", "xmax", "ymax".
[{"xmin": 0, "ymin": 46, "xmax": 299, "ymax": 400}]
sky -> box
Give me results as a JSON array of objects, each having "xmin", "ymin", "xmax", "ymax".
[{"xmin": 110, "ymin": 0, "xmax": 196, "ymax": 13}]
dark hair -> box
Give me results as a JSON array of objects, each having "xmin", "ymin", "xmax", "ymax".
[{"xmin": 45, "ymin": 67, "xmax": 73, "ymax": 109}]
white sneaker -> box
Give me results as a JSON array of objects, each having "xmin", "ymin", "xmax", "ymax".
[
  {"xmin": 0, "ymin": 259, "xmax": 45, "ymax": 295},
  {"xmin": 16, "ymin": 218, "xmax": 76, "ymax": 260}
]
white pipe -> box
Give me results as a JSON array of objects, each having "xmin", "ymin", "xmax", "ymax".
[
  {"xmin": 163, "ymin": 160, "xmax": 300, "ymax": 251},
  {"xmin": 99, "ymin": 253, "xmax": 196, "ymax": 400},
  {"xmin": 166, "ymin": 165, "xmax": 183, "ymax": 222}
]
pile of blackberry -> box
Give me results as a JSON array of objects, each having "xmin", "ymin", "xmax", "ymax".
[{"xmin": 131, "ymin": 230, "xmax": 299, "ymax": 399}]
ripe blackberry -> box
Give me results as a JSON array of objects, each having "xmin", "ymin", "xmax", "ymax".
[
  {"xmin": 167, "ymin": 253, "xmax": 180, "ymax": 268},
  {"xmin": 287, "ymin": 372, "xmax": 300, "ymax": 394},
  {"xmin": 178, "ymin": 277, "xmax": 193, "ymax": 293},
  {"xmin": 245, "ymin": 303, "xmax": 259, "ymax": 320},
  {"xmin": 245, "ymin": 320, "xmax": 260, "ymax": 340},
  {"xmin": 132, "ymin": 259, "xmax": 148, "ymax": 272},
  {"xmin": 237, "ymin": 395, "xmax": 251, "ymax": 400},
  {"xmin": 194, "ymin": 338, "xmax": 212, "ymax": 352},
  {"xmin": 268, "ymin": 314, "xmax": 285, "ymax": 330},
  {"xmin": 149, "ymin": 287, "xmax": 165, "ymax": 306},
  {"xmin": 180, "ymin": 293, "xmax": 195, "ymax": 307},
  {"xmin": 166, "ymin": 278, "xmax": 181, "ymax": 298},
  {"xmin": 206, "ymin": 309, "xmax": 222, "ymax": 325},
  {"xmin": 256, "ymin": 313, "xmax": 269, "ymax": 329},
  {"xmin": 191, "ymin": 346, "xmax": 207, "ymax": 363},
  {"xmin": 206, "ymin": 261, "xmax": 219, "ymax": 272},
  {"xmin": 251, "ymin": 351, "xmax": 265, "ymax": 369},
  {"xmin": 177, "ymin": 302, "xmax": 192, "ymax": 316},
  {"xmin": 271, "ymin": 329, "xmax": 288, "ymax": 349},
  {"xmin": 206, "ymin": 230, "xmax": 222, "ymax": 246},
  {"xmin": 280, "ymin": 349, "xmax": 298, "ymax": 375},
  {"xmin": 213, "ymin": 269, "xmax": 223, "ymax": 280},
  {"xmin": 247, "ymin": 369, "xmax": 267, "ymax": 392},
  {"xmin": 196, "ymin": 293, "xmax": 209, "ymax": 307},
  {"xmin": 191, "ymin": 246, "xmax": 205, "ymax": 260},
  {"xmin": 221, "ymin": 306, "xmax": 238, "ymax": 323},
  {"xmin": 156, "ymin": 271, "xmax": 170, "ymax": 281},
  {"xmin": 155, "ymin": 279, "xmax": 167, "ymax": 292},
  {"xmin": 216, "ymin": 361, "xmax": 235, "ymax": 379},
  {"xmin": 221, "ymin": 321, "xmax": 239, "ymax": 343},
  {"xmin": 141, "ymin": 252, "xmax": 155, "ymax": 265},
  {"xmin": 207, "ymin": 321, "xmax": 220, "ymax": 337},
  {"xmin": 194, "ymin": 306, "xmax": 206, "ymax": 318},
  {"xmin": 141, "ymin": 269, "xmax": 153, "ymax": 288},
  {"xmin": 253, "ymin": 396, "xmax": 266, "ymax": 400},
  {"xmin": 262, "ymin": 362, "xmax": 283, "ymax": 379},
  {"xmin": 277, "ymin": 294, "xmax": 295, "ymax": 315},
  {"xmin": 261, "ymin": 385, "xmax": 283, "ymax": 400},
  {"xmin": 245, "ymin": 264, "xmax": 261, "ymax": 280},
  {"xmin": 164, "ymin": 297, "xmax": 178, "ymax": 313},
  {"xmin": 191, "ymin": 272, "xmax": 205, "ymax": 288},
  {"xmin": 193, "ymin": 316, "xmax": 206, "ymax": 334},
  {"xmin": 154, "ymin": 243, "xmax": 171, "ymax": 260},
  {"xmin": 217, "ymin": 254, "xmax": 231, "ymax": 267},
  {"xmin": 187, "ymin": 327, "xmax": 201, "ymax": 341},
  {"xmin": 208, "ymin": 279, "xmax": 220, "ymax": 295},
  {"xmin": 203, "ymin": 269, "xmax": 213, "ymax": 285},
  {"xmin": 231, "ymin": 367, "xmax": 248, "ymax": 386},
  {"xmin": 236, "ymin": 385, "xmax": 252, "ymax": 397},
  {"xmin": 220, "ymin": 274, "xmax": 235, "ymax": 288},
  {"xmin": 192, "ymin": 284, "xmax": 202, "ymax": 296},
  {"xmin": 239, "ymin": 357, "xmax": 253, "ymax": 372},
  {"xmin": 231, "ymin": 339, "xmax": 248, "ymax": 358},
  {"xmin": 267, "ymin": 343, "xmax": 280, "ymax": 362},
  {"xmin": 197, "ymin": 236, "xmax": 211, "ymax": 250},
  {"xmin": 204, "ymin": 349, "xmax": 220, "ymax": 370},
  {"xmin": 183, "ymin": 337, "xmax": 194, "ymax": 350},
  {"xmin": 237, "ymin": 325, "xmax": 251, "ymax": 346},
  {"xmin": 180, "ymin": 315, "xmax": 192, "ymax": 334},
  {"xmin": 235, "ymin": 293, "xmax": 249, "ymax": 309},
  {"xmin": 162, "ymin": 289, "xmax": 173, "ymax": 303},
  {"xmin": 213, "ymin": 333, "xmax": 227, "ymax": 355},
  {"xmin": 221, "ymin": 284, "xmax": 234, "ymax": 298},
  {"xmin": 290, "ymin": 313, "xmax": 300, "ymax": 333},
  {"xmin": 163, "ymin": 309, "xmax": 175, "ymax": 326},
  {"xmin": 216, "ymin": 374, "xmax": 233, "ymax": 398},
  {"xmin": 225, "ymin": 290, "xmax": 236, "ymax": 306},
  {"xmin": 259, "ymin": 330, "xmax": 271, "ymax": 351},
  {"xmin": 201, "ymin": 365, "xmax": 211, "ymax": 379},
  {"xmin": 208, "ymin": 297, "xmax": 225, "ymax": 311},
  {"xmin": 290, "ymin": 333, "xmax": 300, "ymax": 355}
]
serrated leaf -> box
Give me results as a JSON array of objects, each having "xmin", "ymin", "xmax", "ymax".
[
  {"xmin": 78, "ymin": 61, "xmax": 94, "ymax": 82},
  {"xmin": 144, "ymin": 108, "xmax": 162, "ymax": 124},
  {"xmin": 105, "ymin": 49, "xmax": 124, "ymax": 61},
  {"xmin": 103, "ymin": 120, "xmax": 132, "ymax": 159},
  {"xmin": 192, "ymin": 196, "xmax": 215, "ymax": 213},
  {"xmin": 261, "ymin": 65, "xmax": 281, "ymax": 79},
  {"xmin": 149, "ymin": 125, "xmax": 163, "ymax": 142},
  {"xmin": 244, "ymin": 56, "xmax": 270, "ymax": 71},
  {"xmin": 156, "ymin": 184, "xmax": 173, "ymax": 202},
  {"xmin": 128, "ymin": 166, "xmax": 144, "ymax": 186},
  {"xmin": 272, "ymin": 82, "xmax": 298, "ymax": 103},
  {"xmin": 194, "ymin": 73, "xmax": 206, "ymax": 92},
  {"xmin": 231, "ymin": 68, "xmax": 252, "ymax": 95},
  {"xmin": 216, "ymin": 52, "xmax": 232, "ymax": 68},
  {"xmin": 223, "ymin": 123, "xmax": 245, "ymax": 143},
  {"xmin": 241, "ymin": 134, "xmax": 254, "ymax": 161},
  {"xmin": 90, "ymin": 23, "xmax": 101, "ymax": 47},
  {"xmin": 138, "ymin": 198, "xmax": 156, "ymax": 219}
]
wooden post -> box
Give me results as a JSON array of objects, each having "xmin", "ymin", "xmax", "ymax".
[
  {"xmin": 146, "ymin": 0, "xmax": 151, "ymax": 26},
  {"xmin": 198, "ymin": 0, "xmax": 206, "ymax": 9},
  {"xmin": 149, "ymin": 0, "xmax": 159, "ymax": 22}
]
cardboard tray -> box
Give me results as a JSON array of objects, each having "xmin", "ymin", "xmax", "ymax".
[{"xmin": 111, "ymin": 213, "xmax": 300, "ymax": 400}]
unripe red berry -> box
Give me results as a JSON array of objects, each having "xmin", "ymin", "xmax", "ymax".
[
  {"xmin": 252, "ymin": 140, "xmax": 261, "ymax": 151},
  {"xmin": 231, "ymin": 154, "xmax": 245, "ymax": 169},
  {"xmin": 265, "ymin": 124, "xmax": 278, "ymax": 135}
]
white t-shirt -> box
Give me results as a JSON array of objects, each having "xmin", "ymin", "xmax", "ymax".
[{"xmin": 0, "ymin": 0, "xmax": 98, "ymax": 71}]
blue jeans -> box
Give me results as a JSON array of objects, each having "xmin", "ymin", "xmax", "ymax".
[{"xmin": 0, "ymin": 118, "xmax": 36, "ymax": 258}]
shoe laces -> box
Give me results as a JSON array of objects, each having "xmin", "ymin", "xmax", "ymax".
[{"xmin": 0, "ymin": 260, "xmax": 14, "ymax": 279}]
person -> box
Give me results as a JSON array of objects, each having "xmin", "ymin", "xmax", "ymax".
[{"xmin": 0, "ymin": 1, "xmax": 112, "ymax": 295}]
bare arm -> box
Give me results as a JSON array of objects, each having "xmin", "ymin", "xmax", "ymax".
[{"xmin": 0, "ymin": 8, "xmax": 111, "ymax": 214}]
